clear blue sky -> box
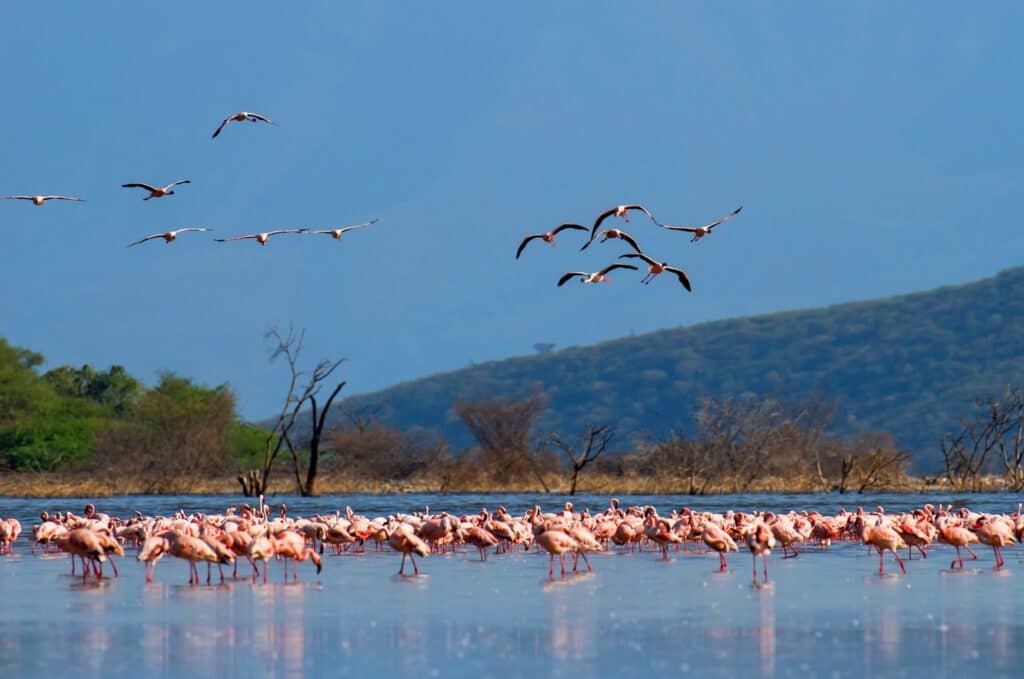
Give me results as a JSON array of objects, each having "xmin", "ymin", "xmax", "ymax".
[{"xmin": 2, "ymin": 3, "xmax": 1021, "ymax": 420}]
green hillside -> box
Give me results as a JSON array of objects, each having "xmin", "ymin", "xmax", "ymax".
[{"xmin": 331, "ymin": 266, "xmax": 1024, "ymax": 468}]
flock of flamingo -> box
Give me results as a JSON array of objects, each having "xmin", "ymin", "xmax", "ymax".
[
  {"xmin": 0, "ymin": 499, "xmax": 1019, "ymax": 586},
  {"xmin": 515, "ymin": 204, "xmax": 742, "ymax": 290},
  {"xmin": 3, "ymin": 111, "xmax": 379, "ymax": 247}
]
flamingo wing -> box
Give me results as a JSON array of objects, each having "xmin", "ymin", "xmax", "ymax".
[
  {"xmin": 166, "ymin": 179, "xmax": 191, "ymax": 189},
  {"xmin": 264, "ymin": 229, "xmax": 308, "ymax": 237},
  {"xmin": 597, "ymin": 263, "xmax": 639, "ymax": 276},
  {"xmin": 617, "ymin": 231, "xmax": 643, "ymax": 254},
  {"xmin": 618, "ymin": 252, "xmax": 658, "ymax": 266},
  {"xmin": 703, "ymin": 205, "xmax": 743, "ymax": 231},
  {"xmin": 211, "ymin": 116, "xmax": 233, "ymax": 139},
  {"xmin": 550, "ymin": 222, "xmax": 588, "ymax": 236},
  {"xmin": 622, "ymin": 204, "xmax": 657, "ymax": 223},
  {"xmin": 246, "ymin": 112, "xmax": 276, "ymax": 125},
  {"xmin": 660, "ymin": 223, "xmax": 700, "ymax": 233},
  {"xmin": 43, "ymin": 196, "xmax": 84, "ymax": 202},
  {"xmin": 173, "ymin": 227, "xmax": 211, "ymax": 235},
  {"xmin": 557, "ymin": 272, "xmax": 587, "ymax": 287},
  {"xmin": 127, "ymin": 233, "xmax": 164, "ymax": 247},
  {"xmin": 338, "ymin": 218, "xmax": 379, "ymax": 234},
  {"xmin": 515, "ymin": 234, "xmax": 544, "ymax": 259},
  {"xmin": 585, "ymin": 208, "xmax": 618, "ymax": 247},
  {"xmin": 3, "ymin": 196, "xmax": 34, "ymax": 200},
  {"xmin": 122, "ymin": 183, "xmax": 159, "ymax": 192},
  {"xmin": 665, "ymin": 266, "xmax": 692, "ymax": 292},
  {"xmin": 215, "ymin": 234, "xmax": 260, "ymax": 242}
]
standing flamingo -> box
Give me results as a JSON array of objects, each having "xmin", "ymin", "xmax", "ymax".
[
  {"xmin": 535, "ymin": 529, "xmax": 578, "ymax": 578},
  {"xmin": 745, "ymin": 521, "xmax": 775, "ymax": 585},
  {"xmin": 702, "ymin": 521, "xmax": 739, "ymax": 572},
  {"xmin": 861, "ymin": 520, "xmax": 907, "ymax": 575},
  {"xmin": 389, "ymin": 523, "xmax": 430, "ymax": 575}
]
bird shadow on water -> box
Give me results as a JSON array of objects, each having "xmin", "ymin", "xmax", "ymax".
[
  {"xmin": 541, "ymin": 572, "xmax": 595, "ymax": 591},
  {"xmin": 391, "ymin": 573, "xmax": 429, "ymax": 586},
  {"xmin": 67, "ymin": 578, "xmax": 113, "ymax": 592}
]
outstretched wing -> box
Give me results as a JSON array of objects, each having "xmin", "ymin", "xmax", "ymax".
[
  {"xmin": 586, "ymin": 207, "xmax": 618, "ymax": 245},
  {"xmin": 617, "ymin": 231, "xmax": 643, "ymax": 254},
  {"xmin": 665, "ymin": 266, "xmax": 692, "ymax": 292},
  {"xmin": 43, "ymin": 196, "xmax": 84, "ymax": 202},
  {"xmin": 127, "ymin": 233, "xmax": 163, "ymax": 247},
  {"xmin": 211, "ymin": 116, "xmax": 232, "ymax": 139},
  {"xmin": 247, "ymin": 112, "xmax": 276, "ymax": 125},
  {"xmin": 660, "ymin": 223, "xmax": 700, "ymax": 233},
  {"xmin": 264, "ymin": 228, "xmax": 308, "ymax": 237},
  {"xmin": 122, "ymin": 183, "xmax": 159, "ymax": 192},
  {"xmin": 557, "ymin": 272, "xmax": 587, "ymax": 287},
  {"xmin": 550, "ymin": 222, "xmax": 588, "ymax": 236},
  {"xmin": 598, "ymin": 263, "xmax": 638, "ymax": 276},
  {"xmin": 704, "ymin": 205, "xmax": 743, "ymax": 231},
  {"xmin": 516, "ymin": 234, "xmax": 544, "ymax": 259},
  {"xmin": 618, "ymin": 252, "xmax": 658, "ymax": 266},
  {"xmin": 173, "ymin": 227, "xmax": 211, "ymax": 235},
  {"xmin": 3, "ymin": 196, "xmax": 34, "ymax": 200},
  {"xmin": 167, "ymin": 179, "xmax": 192, "ymax": 189},
  {"xmin": 622, "ymin": 204, "xmax": 657, "ymax": 223},
  {"xmin": 215, "ymin": 234, "xmax": 259, "ymax": 242},
  {"xmin": 338, "ymin": 218, "xmax": 379, "ymax": 234}
]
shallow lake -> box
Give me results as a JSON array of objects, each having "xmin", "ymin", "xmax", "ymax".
[{"xmin": 1, "ymin": 492, "xmax": 1022, "ymax": 678}]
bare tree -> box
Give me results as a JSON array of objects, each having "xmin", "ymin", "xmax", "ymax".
[
  {"xmin": 549, "ymin": 423, "xmax": 615, "ymax": 495},
  {"xmin": 454, "ymin": 394, "xmax": 549, "ymax": 487},
  {"xmin": 238, "ymin": 326, "xmax": 344, "ymax": 496},
  {"xmin": 940, "ymin": 390, "xmax": 1021, "ymax": 491}
]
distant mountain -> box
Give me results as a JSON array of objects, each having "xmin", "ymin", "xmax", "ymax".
[{"xmin": 327, "ymin": 266, "xmax": 1024, "ymax": 468}]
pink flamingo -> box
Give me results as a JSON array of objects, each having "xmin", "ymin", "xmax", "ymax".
[
  {"xmin": 535, "ymin": 529, "xmax": 578, "ymax": 577},
  {"xmin": 702, "ymin": 521, "xmax": 739, "ymax": 571},
  {"xmin": 515, "ymin": 223, "xmax": 589, "ymax": 259},
  {"xmin": 746, "ymin": 522, "xmax": 775, "ymax": 585},
  {"xmin": 861, "ymin": 520, "xmax": 907, "ymax": 575},
  {"xmin": 389, "ymin": 524, "xmax": 429, "ymax": 575},
  {"xmin": 972, "ymin": 516, "xmax": 1016, "ymax": 570}
]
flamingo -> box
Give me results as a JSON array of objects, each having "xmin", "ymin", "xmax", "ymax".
[
  {"xmin": 128, "ymin": 227, "xmax": 212, "ymax": 247},
  {"xmin": 569, "ymin": 525, "xmax": 602, "ymax": 572},
  {"xmin": 702, "ymin": 521, "xmax": 739, "ymax": 572},
  {"xmin": 515, "ymin": 223, "xmax": 589, "ymax": 259},
  {"xmin": 745, "ymin": 521, "xmax": 775, "ymax": 585},
  {"xmin": 972, "ymin": 515, "xmax": 1016, "ymax": 570},
  {"xmin": 861, "ymin": 520, "xmax": 907, "ymax": 575},
  {"xmin": 212, "ymin": 111, "xmax": 276, "ymax": 139},
  {"xmin": 580, "ymin": 228, "xmax": 643, "ymax": 254},
  {"xmin": 121, "ymin": 180, "xmax": 190, "ymax": 200},
  {"xmin": 582, "ymin": 204, "xmax": 658, "ymax": 249},
  {"xmin": 304, "ymin": 218, "xmax": 379, "ymax": 240},
  {"xmin": 659, "ymin": 206, "xmax": 742, "ymax": 243},
  {"xmin": 535, "ymin": 529, "xmax": 578, "ymax": 578},
  {"xmin": 389, "ymin": 523, "xmax": 429, "ymax": 575},
  {"xmin": 274, "ymin": 530, "xmax": 323, "ymax": 581},
  {"xmin": 464, "ymin": 525, "xmax": 499, "ymax": 562},
  {"xmin": 3, "ymin": 195, "xmax": 83, "ymax": 206},
  {"xmin": 138, "ymin": 535, "xmax": 169, "ymax": 583},
  {"xmin": 215, "ymin": 229, "xmax": 307, "ymax": 245},
  {"xmin": 937, "ymin": 517, "xmax": 980, "ymax": 570},
  {"xmin": 557, "ymin": 263, "xmax": 638, "ymax": 286},
  {"xmin": 617, "ymin": 253, "xmax": 692, "ymax": 290}
]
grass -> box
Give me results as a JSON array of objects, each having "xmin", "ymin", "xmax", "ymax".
[{"xmin": 0, "ymin": 470, "xmax": 1007, "ymax": 498}]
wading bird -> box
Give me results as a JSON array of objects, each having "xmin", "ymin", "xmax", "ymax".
[
  {"xmin": 121, "ymin": 180, "xmax": 190, "ymax": 200},
  {"xmin": 128, "ymin": 227, "xmax": 212, "ymax": 247},
  {"xmin": 515, "ymin": 223, "xmax": 589, "ymax": 259},
  {"xmin": 4, "ymin": 195, "xmax": 83, "ymax": 206},
  {"xmin": 618, "ymin": 253, "xmax": 691, "ymax": 290},
  {"xmin": 660, "ymin": 206, "xmax": 742, "ymax": 243},
  {"xmin": 212, "ymin": 111, "xmax": 276, "ymax": 139},
  {"xmin": 305, "ymin": 218, "xmax": 379, "ymax": 240},
  {"xmin": 557, "ymin": 263, "xmax": 637, "ymax": 287},
  {"xmin": 215, "ymin": 229, "xmax": 307, "ymax": 245},
  {"xmin": 582, "ymin": 205, "xmax": 658, "ymax": 250}
]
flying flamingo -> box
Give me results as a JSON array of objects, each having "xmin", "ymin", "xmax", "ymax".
[
  {"xmin": 515, "ymin": 223, "xmax": 588, "ymax": 259},
  {"xmin": 582, "ymin": 204, "xmax": 658, "ymax": 249},
  {"xmin": 618, "ymin": 253, "xmax": 692, "ymax": 291},
  {"xmin": 128, "ymin": 227, "xmax": 212, "ymax": 247},
  {"xmin": 389, "ymin": 523, "xmax": 430, "ymax": 575},
  {"xmin": 660, "ymin": 206, "xmax": 743, "ymax": 243},
  {"xmin": 746, "ymin": 521, "xmax": 775, "ymax": 585},
  {"xmin": 305, "ymin": 218, "xmax": 379, "ymax": 241},
  {"xmin": 215, "ymin": 229, "xmax": 307, "ymax": 245},
  {"xmin": 121, "ymin": 180, "xmax": 190, "ymax": 200},
  {"xmin": 580, "ymin": 228, "xmax": 643, "ymax": 253},
  {"xmin": 557, "ymin": 263, "xmax": 638, "ymax": 287},
  {"xmin": 535, "ymin": 529, "xmax": 578, "ymax": 578},
  {"xmin": 3, "ymin": 195, "xmax": 83, "ymax": 206},
  {"xmin": 212, "ymin": 111, "xmax": 276, "ymax": 139}
]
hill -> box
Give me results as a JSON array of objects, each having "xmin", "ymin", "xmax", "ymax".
[{"xmin": 328, "ymin": 266, "xmax": 1024, "ymax": 468}]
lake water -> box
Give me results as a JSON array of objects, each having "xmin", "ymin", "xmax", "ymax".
[{"xmin": 1, "ymin": 492, "xmax": 1022, "ymax": 678}]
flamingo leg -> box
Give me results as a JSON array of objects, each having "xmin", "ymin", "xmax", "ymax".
[
  {"xmin": 752, "ymin": 553, "xmax": 758, "ymax": 584},
  {"xmin": 582, "ymin": 553, "xmax": 593, "ymax": 572},
  {"xmin": 762, "ymin": 554, "xmax": 769, "ymax": 583},
  {"xmin": 893, "ymin": 550, "xmax": 906, "ymax": 574},
  {"xmin": 878, "ymin": 549, "xmax": 885, "ymax": 575},
  {"xmin": 411, "ymin": 553, "xmax": 420, "ymax": 576},
  {"xmin": 559, "ymin": 552, "xmax": 566, "ymax": 577},
  {"xmin": 263, "ymin": 560, "xmax": 268, "ymax": 584},
  {"xmin": 965, "ymin": 545, "xmax": 978, "ymax": 561},
  {"xmin": 399, "ymin": 553, "xmax": 406, "ymax": 575},
  {"xmin": 109, "ymin": 557, "xmax": 119, "ymax": 578},
  {"xmin": 719, "ymin": 552, "xmax": 728, "ymax": 572}
]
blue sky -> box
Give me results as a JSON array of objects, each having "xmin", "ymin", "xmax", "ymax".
[{"xmin": 2, "ymin": 3, "xmax": 1021, "ymax": 419}]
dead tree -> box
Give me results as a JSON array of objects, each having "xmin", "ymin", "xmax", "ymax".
[
  {"xmin": 941, "ymin": 391, "xmax": 1019, "ymax": 491},
  {"xmin": 286, "ymin": 376, "xmax": 347, "ymax": 497},
  {"xmin": 549, "ymin": 424, "xmax": 615, "ymax": 495},
  {"xmin": 238, "ymin": 326, "xmax": 344, "ymax": 496}
]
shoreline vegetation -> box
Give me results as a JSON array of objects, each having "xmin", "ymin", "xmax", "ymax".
[
  {"xmin": 6, "ymin": 334, "xmax": 1024, "ymax": 500},
  {"xmin": 0, "ymin": 471, "xmax": 1014, "ymax": 499}
]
